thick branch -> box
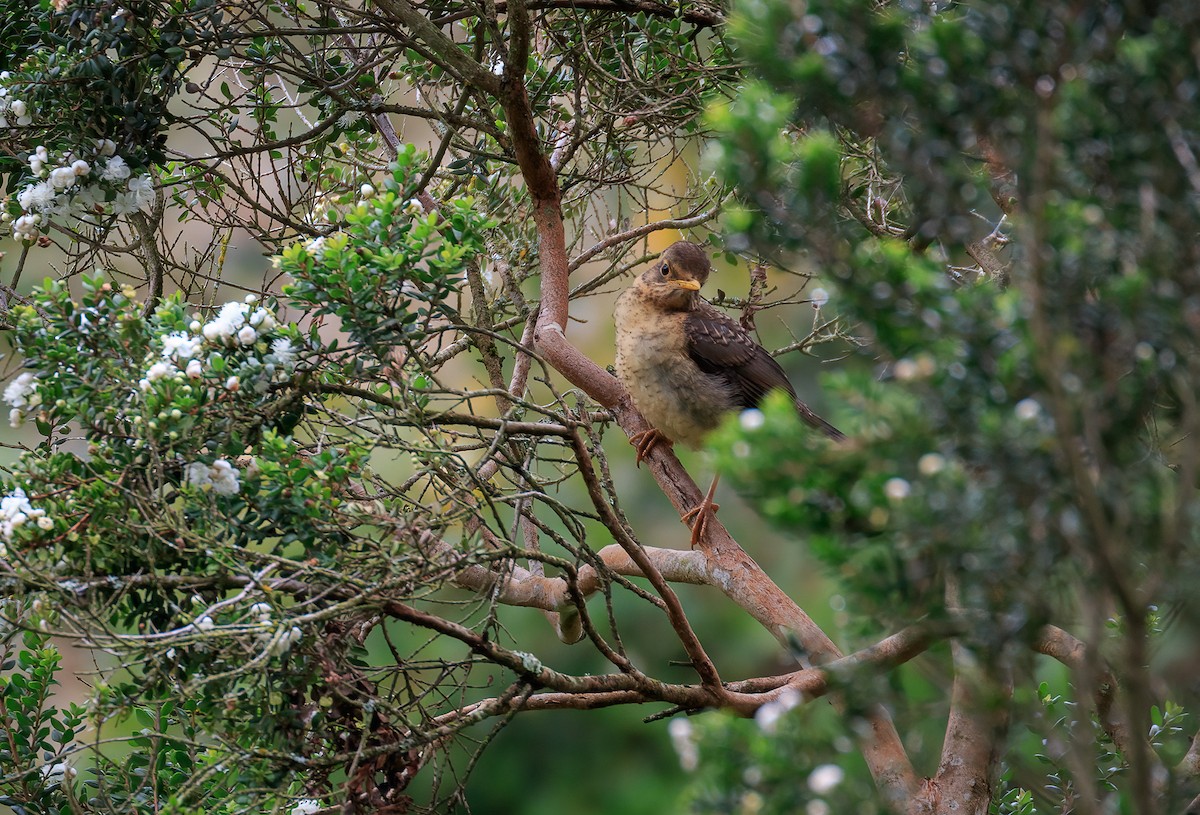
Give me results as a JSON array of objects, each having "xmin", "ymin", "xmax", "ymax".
[
  {"xmin": 128, "ymin": 211, "xmax": 164, "ymax": 316},
  {"xmin": 1180, "ymin": 733, "xmax": 1200, "ymax": 778},
  {"xmin": 916, "ymin": 642, "xmax": 1008, "ymax": 815}
]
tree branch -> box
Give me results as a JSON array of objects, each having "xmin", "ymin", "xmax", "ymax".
[
  {"xmin": 1033, "ymin": 623, "xmax": 1164, "ymax": 784},
  {"xmin": 917, "ymin": 641, "xmax": 1009, "ymax": 815},
  {"xmin": 373, "ymin": 0, "xmax": 502, "ymax": 95}
]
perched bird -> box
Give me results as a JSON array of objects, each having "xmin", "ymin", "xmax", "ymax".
[{"xmin": 614, "ymin": 241, "xmax": 844, "ymax": 546}]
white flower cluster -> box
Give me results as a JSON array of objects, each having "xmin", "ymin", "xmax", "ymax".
[
  {"xmin": 138, "ymin": 296, "xmax": 297, "ymax": 393},
  {"xmin": 248, "ymin": 602, "xmax": 273, "ymax": 623},
  {"xmin": 185, "ymin": 459, "xmax": 241, "ymax": 495},
  {"xmin": 0, "ymin": 74, "xmax": 32, "ymax": 129},
  {"xmin": 201, "ymin": 298, "xmax": 278, "ymax": 346},
  {"xmin": 0, "ymin": 487, "xmax": 54, "ymax": 554},
  {"xmin": 3, "ymin": 371, "xmax": 40, "ymax": 428},
  {"xmin": 5, "ymin": 139, "xmax": 154, "ymax": 241},
  {"xmin": 268, "ymin": 624, "xmax": 304, "ymax": 656},
  {"xmin": 291, "ymin": 800, "xmax": 321, "ymax": 815},
  {"xmin": 40, "ymin": 761, "xmax": 76, "ymax": 783}
]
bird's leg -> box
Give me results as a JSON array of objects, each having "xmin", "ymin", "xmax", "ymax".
[
  {"xmin": 681, "ymin": 473, "xmax": 721, "ymax": 549},
  {"xmin": 628, "ymin": 427, "xmax": 671, "ymax": 467}
]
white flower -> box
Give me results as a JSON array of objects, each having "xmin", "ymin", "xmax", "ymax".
[
  {"xmin": 883, "ymin": 477, "xmax": 911, "ymax": 502},
  {"xmin": 1015, "ymin": 398, "xmax": 1041, "ymax": 421},
  {"xmin": 3, "ymin": 372, "xmax": 38, "ymax": 408},
  {"xmin": 360, "ymin": 183, "xmax": 375, "ymax": 198},
  {"xmin": 145, "ymin": 361, "xmax": 174, "ymax": 382},
  {"xmin": 224, "ymin": 376, "xmax": 240, "ymax": 392},
  {"xmin": 17, "ymin": 181, "xmax": 55, "ymax": 212},
  {"xmin": 304, "ymin": 235, "xmax": 327, "ymax": 255},
  {"xmin": 810, "ymin": 287, "xmax": 830, "ymax": 308},
  {"xmin": 128, "ymin": 174, "xmax": 154, "ymax": 209},
  {"xmin": 807, "ymin": 764, "xmax": 845, "ymax": 794},
  {"xmin": 249, "ymin": 602, "xmax": 272, "ymax": 622},
  {"xmin": 96, "ymin": 139, "xmax": 117, "ymax": 157},
  {"xmin": 184, "ymin": 459, "xmax": 241, "ymax": 497},
  {"xmin": 249, "ymin": 307, "xmax": 276, "ymax": 331},
  {"xmin": 203, "ymin": 301, "xmax": 249, "ymax": 344},
  {"xmin": 185, "ymin": 462, "xmax": 212, "ymax": 488},
  {"xmin": 291, "ymin": 800, "xmax": 321, "ymax": 815},
  {"xmin": 270, "ymin": 337, "xmax": 298, "ymax": 368},
  {"xmin": 110, "ymin": 191, "xmax": 140, "ymax": 215},
  {"xmin": 185, "ymin": 359, "xmax": 203, "ymax": 378},
  {"xmin": 917, "ymin": 453, "xmax": 945, "ymax": 476},
  {"xmin": 161, "ymin": 332, "xmax": 203, "ymax": 360},
  {"xmin": 40, "ymin": 762, "xmax": 75, "ymax": 783},
  {"xmin": 208, "ymin": 459, "xmax": 240, "ymax": 495},
  {"xmin": 218, "ymin": 300, "xmax": 250, "ymax": 326},
  {"xmin": 49, "ymin": 166, "xmax": 76, "ymax": 190},
  {"xmin": 101, "ymin": 155, "xmax": 131, "ymax": 182},
  {"xmin": 9, "ymin": 408, "xmax": 23, "ymax": 428},
  {"xmin": 0, "ymin": 487, "xmax": 48, "ymax": 542},
  {"xmin": 668, "ymin": 718, "xmax": 699, "ymax": 772},
  {"xmin": 8, "ymin": 99, "xmax": 30, "ymax": 126},
  {"xmin": 12, "ymin": 214, "xmax": 38, "ymax": 241},
  {"xmin": 755, "ymin": 687, "xmax": 802, "ymax": 734},
  {"xmin": 893, "ymin": 359, "xmax": 918, "ymax": 381},
  {"xmin": 739, "ymin": 408, "xmax": 765, "ymax": 431},
  {"xmin": 71, "ymin": 159, "xmax": 91, "ymax": 176},
  {"xmin": 47, "ymin": 194, "xmax": 73, "ymax": 218},
  {"xmin": 36, "ymin": 515, "xmax": 53, "ymax": 530},
  {"xmin": 194, "ymin": 615, "xmax": 215, "ymax": 632},
  {"xmin": 236, "ymin": 325, "xmax": 257, "ymax": 345},
  {"xmin": 269, "ymin": 625, "xmax": 304, "ymax": 656}
]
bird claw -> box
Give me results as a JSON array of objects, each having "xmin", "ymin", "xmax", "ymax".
[
  {"xmin": 628, "ymin": 428, "xmax": 670, "ymax": 466},
  {"xmin": 681, "ymin": 500, "xmax": 720, "ymax": 549}
]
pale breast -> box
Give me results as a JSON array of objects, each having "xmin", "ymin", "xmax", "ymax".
[{"xmin": 614, "ymin": 290, "xmax": 735, "ymax": 447}]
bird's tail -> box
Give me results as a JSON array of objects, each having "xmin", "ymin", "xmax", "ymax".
[{"xmin": 794, "ymin": 400, "xmax": 846, "ymax": 442}]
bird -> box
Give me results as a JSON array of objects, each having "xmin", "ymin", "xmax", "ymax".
[{"xmin": 613, "ymin": 240, "xmax": 844, "ymax": 547}]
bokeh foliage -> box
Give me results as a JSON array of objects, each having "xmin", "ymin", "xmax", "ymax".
[{"xmin": 704, "ymin": 0, "xmax": 1200, "ymax": 810}]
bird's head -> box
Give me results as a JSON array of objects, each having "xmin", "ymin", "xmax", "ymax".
[{"xmin": 634, "ymin": 241, "xmax": 711, "ymax": 310}]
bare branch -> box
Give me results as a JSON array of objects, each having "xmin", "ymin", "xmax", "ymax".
[{"xmin": 372, "ymin": 0, "xmax": 502, "ymax": 95}]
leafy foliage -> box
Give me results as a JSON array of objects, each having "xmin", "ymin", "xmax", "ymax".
[
  {"xmin": 1, "ymin": 0, "xmax": 1197, "ymax": 812},
  {"xmin": 700, "ymin": 0, "xmax": 1200, "ymax": 810}
]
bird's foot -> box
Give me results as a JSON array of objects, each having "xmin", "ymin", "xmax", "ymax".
[
  {"xmin": 681, "ymin": 500, "xmax": 720, "ymax": 549},
  {"xmin": 682, "ymin": 474, "xmax": 723, "ymax": 549},
  {"xmin": 629, "ymin": 428, "xmax": 671, "ymax": 466}
]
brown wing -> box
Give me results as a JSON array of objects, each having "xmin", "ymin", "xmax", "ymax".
[
  {"xmin": 684, "ymin": 301, "xmax": 846, "ymax": 441},
  {"xmin": 684, "ymin": 301, "xmax": 795, "ymax": 409}
]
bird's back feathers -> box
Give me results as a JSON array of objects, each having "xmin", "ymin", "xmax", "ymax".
[{"xmin": 684, "ymin": 301, "xmax": 845, "ymax": 441}]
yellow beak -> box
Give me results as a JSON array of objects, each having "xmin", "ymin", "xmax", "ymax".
[{"xmin": 669, "ymin": 279, "xmax": 701, "ymax": 291}]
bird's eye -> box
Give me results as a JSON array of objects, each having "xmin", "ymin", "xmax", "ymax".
[{"xmin": 659, "ymin": 263, "xmax": 669, "ymax": 277}]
